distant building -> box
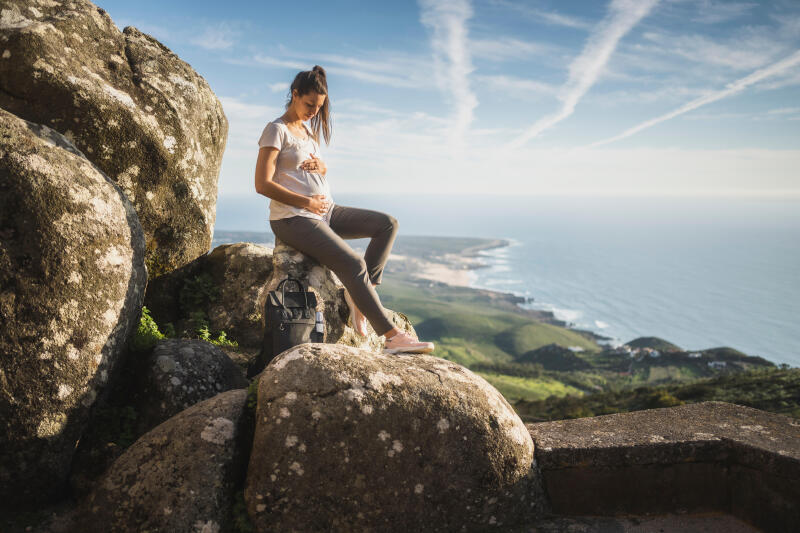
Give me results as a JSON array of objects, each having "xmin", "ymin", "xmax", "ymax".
[
  {"xmin": 612, "ymin": 345, "xmax": 633, "ymax": 355},
  {"xmin": 688, "ymin": 352, "xmax": 702, "ymax": 358},
  {"xmin": 708, "ymin": 361, "xmax": 727, "ymax": 369},
  {"xmin": 568, "ymin": 346, "xmax": 585, "ymax": 353},
  {"xmin": 649, "ymin": 350, "xmax": 661, "ymax": 358}
]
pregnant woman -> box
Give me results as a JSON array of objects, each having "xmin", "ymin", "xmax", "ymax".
[{"xmin": 254, "ymin": 65, "xmax": 434, "ymax": 354}]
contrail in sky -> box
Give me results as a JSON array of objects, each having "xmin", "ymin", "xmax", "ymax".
[
  {"xmin": 589, "ymin": 49, "xmax": 800, "ymax": 147},
  {"xmin": 510, "ymin": 0, "xmax": 659, "ymax": 148},
  {"xmin": 419, "ymin": 0, "xmax": 477, "ymax": 150}
]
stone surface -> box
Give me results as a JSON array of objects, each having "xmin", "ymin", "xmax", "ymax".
[
  {"xmin": 527, "ymin": 402, "xmax": 800, "ymax": 532},
  {"xmin": 527, "ymin": 401, "xmax": 800, "ymax": 470},
  {"xmin": 133, "ymin": 339, "xmax": 249, "ymax": 435},
  {"xmin": 80, "ymin": 389, "xmax": 249, "ymax": 533},
  {"xmin": 268, "ymin": 239, "xmax": 415, "ymax": 351},
  {"xmin": 520, "ymin": 512, "xmax": 760, "ymax": 533},
  {"xmin": 144, "ymin": 243, "xmax": 275, "ymax": 348},
  {"xmin": 245, "ymin": 344, "xmax": 539, "ymax": 532},
  {"xmin": 0, "ymin": 0, "xmax": 228, "ymax": 275},
  {"xmin": 0, "ymin": 108, "xmax": 146, "ymax": 506}
]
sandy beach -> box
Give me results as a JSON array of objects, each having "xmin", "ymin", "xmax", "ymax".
[{"xmin": 387, "ymin": 253, "xmax": 481, "ymax": 287}]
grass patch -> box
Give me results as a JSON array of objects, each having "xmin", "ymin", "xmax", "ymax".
[{"xmin": 476, "ymin": 372, "xmax": 584, "ymax": 403}]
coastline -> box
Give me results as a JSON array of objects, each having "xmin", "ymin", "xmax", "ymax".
[
  {"xmin": 211, "ymin": 232, "xmax": 610, "ymax": 342},
  {"xmin": 385, "ymin": 237, "xmax": 612, "ymax": 344}
]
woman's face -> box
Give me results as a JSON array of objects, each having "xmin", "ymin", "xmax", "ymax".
[{"xmin": 292, "ymin": 90, "xmax": 326, "ymax": 121}]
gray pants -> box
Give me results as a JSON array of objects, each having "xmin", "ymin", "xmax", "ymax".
[{"xmin": 269, "ymin": 205, "xmax": 398, "ymax": 335}]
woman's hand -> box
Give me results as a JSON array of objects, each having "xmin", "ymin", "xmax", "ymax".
[
  {"xmin": 305, "ymin": 194, "xmax": 330, "ymax": 215},
  {"xmin": 300, "ymin": 153, "xmax": 327, "ymax": 175}
]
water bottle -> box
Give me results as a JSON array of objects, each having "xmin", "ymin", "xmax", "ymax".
[{"xmin": 312, "ymin": 311, "xmax": 325, "ymax": 342}]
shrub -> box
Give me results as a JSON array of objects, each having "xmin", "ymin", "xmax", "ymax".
[{"xmin": 129, "ymin": 306, "xmax": 164, "ymax": 352}]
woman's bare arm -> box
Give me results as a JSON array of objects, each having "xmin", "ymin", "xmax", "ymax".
[{"xmin": 254, "ymin": 147, "xmax": 329, "ymax": 215}]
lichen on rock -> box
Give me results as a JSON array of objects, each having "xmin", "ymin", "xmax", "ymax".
[
  {"xmin": 0, "ymin": 107, "xmax": 146, "ymax": 506},
  {"xmin": 79, "ymin": 389, "xmax": 249, "ymax": 533},
  {"xmin": 0, "ymin": 0, "xmax": 228, "ymax": 276},
  {"xmin": 245, "ymin": 344, "xmax": 538, "ymax": 531}
]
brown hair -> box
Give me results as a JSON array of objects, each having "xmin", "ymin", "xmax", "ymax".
[{"xmin": 287, "ymin": 65, "xmax": 332, "ymax": 145}]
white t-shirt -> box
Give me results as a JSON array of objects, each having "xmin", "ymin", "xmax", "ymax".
[{"xmin": 257, "ymin": 117, "xmax": 334, "ymax": 222}]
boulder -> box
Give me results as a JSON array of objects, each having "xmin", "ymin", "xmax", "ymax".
[
  {"xmin": 268, "ymin": 239, "xmax": 415, "ymax": 352},
  {"xmin": 245, "ymin": 344, "xmax": 538, "ymax": 531},
  {"xmin": 144, "ymin": 240, "xmax": 415, "ymax": 355},
  {"xmin": 80, "ymin": 389, "xmax": 250, "ymax": 533},
  {"xmin": 68, "ymin": 338, "xmax": 248, "ymax": 498},
  {"xmin": 134, "ymin": 338, "xmax": 249, "ymax": 434},
  {"xmin": 0, "ymin": 0, "xmax": 228, "ymax": 276},
  {"xmin": 0, "ymin": 108, "xmax": 146, "ymax": 506},
  {"xmin": 144, "ymin": 243, "xmax": 275, "ymax": 348}
]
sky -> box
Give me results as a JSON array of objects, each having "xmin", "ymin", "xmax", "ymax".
[{"xmin": 94, "ymin": 0, "xmax": 800, "ymax": 200}]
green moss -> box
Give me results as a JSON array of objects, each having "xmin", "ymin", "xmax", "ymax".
[{"xmin": 246, "ymin": 379, "xmax": 259, "ymax": 413}]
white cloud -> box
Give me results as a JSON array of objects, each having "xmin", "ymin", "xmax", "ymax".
[
  {"xmin": 217, "ymin": 96, "xmax": 282, "ymax": 198},
  {"xmin": 419, "ymin": 0, "xmax": 478, "ymax": 152},
  {"xmin": 250, "ymin": 55, "xmax": 309, "ymax": 71},
  {"xmin": 768, "ymin": 106, "xmax": 800, "ymax": 115},
  {"xmin": 190, "ymin": 23, "xmax": 238, "ymax": 50},
  {"xmin": 590, "ymin": 49, "xmax": 800, "ymax": 146},
  {"xmin": 510, "ymin": 0, "xmax": 659, "ymax": 147},
  {"xmin": 475, "ymin": 74, "xmax": 557, "ymax": 98},
  {"xmin": 246, "ymin": 52, "xmax": 430, "ymax": 89},
  {"xmin": 641, "ymin": 31, "xmax": 784, "ymax": 71},
  {"xmin": 690, "ymin": 0, "xmax": 757, "ymax": 24},
  {"xmin": 489, "ymin": 0, "xmax": 591, "ymax": 30},
  {"xmin": 268, "ymin": 82, "xmax": 288, "ymax": 93},
  {"xmin": 470, "ymin": 37, "xmax": 556, "ymax": 61}
]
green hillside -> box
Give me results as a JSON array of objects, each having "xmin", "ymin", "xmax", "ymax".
[
  {"xmin": 378, "ymin": 274, "xmax": 780, "ymax": 409},
  {"xmin": 514, "ymin": 367, "xmax": 800, "ymax": 422},
  {"xmin": 626, "ymin": 336, "xmax": 682, "ymax": 351},
  {"xmin": 379, "ymin": 279, "xmax": 600, "ymax": 369}
]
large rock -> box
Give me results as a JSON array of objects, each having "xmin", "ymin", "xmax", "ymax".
[
  {"xmin": 144, "ymin": 243, "xmax": 275, "ymax": 347},
  {"xmin": 245, "ymin": 344, "xmax": 538, "ymax": 531},
  {"xmin": 268, "ymin": 239, "xmax": 415, "ymax": 352},
  {"xmin": 134, "ymin": 338, "xmax": 249, "ymax": 434},
  {"xmin": 68, "ymin": 338, "xmax": 248, "ymax": 498},
  {"xmin": 0, "ymin": 0, "xmax": 228, "ymax": 275},
  {"xmin": 144, "ymin": 240, "xmax": 415, "ymax": 354},
  {"xmin": 81, "ymin": 389, "xmax": 250, "ymax": 533},
  {"xmin": 0, "ymin": 108, "xmax": 146, "ymax": 506}
]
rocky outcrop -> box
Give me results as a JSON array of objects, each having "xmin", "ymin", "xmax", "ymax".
[
  {"xmin": 145, "ymin": 243, "xmax": 275, "ymax": 347},
  {"xmin": 144, "ymin": 240, "xmax": 415, "ymax": 355},
  {"xmin": 133, "ymin": 339, "xmax": 249, "ymax": 434},
  {"xmin": 0, "ymin": 0, "xmax": 228, "ymax": 276},
  {"xmin": 0, "ymin": 108, "xmax": 146, "ymax": 506},
  {"xmin": 527, "ymin": 401, "xmax": 800, "ymax": 533},
  {"xmin": 268, "ymin": 239, "xmax": 415, "ymax": 352},
  {"xmin": 245, "ymin": 344, "xmax": 538, "ymax": 531},
  {"xmin": 80, "ymin": 389, "xmax": 250, "ymax": 533}
]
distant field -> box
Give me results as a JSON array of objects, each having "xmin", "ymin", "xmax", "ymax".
[
  {"xmin": 515, "ymin": 367, "xmax": 800, "ymax": 422},
  {"xmin": 476, "ymin": 372, "xmax": 584, "ymax": 402}
]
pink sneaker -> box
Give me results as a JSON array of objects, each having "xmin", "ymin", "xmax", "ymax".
[
  {"xmin": 343, "ymin": 289, "xmax": 368, "ymax": 337},
  {"xmin": 384, "ymin": 330, "xmax": 434, "ymax": 354}
]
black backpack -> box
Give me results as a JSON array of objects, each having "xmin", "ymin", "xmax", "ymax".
[{"xmin": 249, "ymin": 277, "xmax": 317, "ymax": 377}]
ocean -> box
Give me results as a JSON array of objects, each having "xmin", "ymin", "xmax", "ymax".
[{"xmin": 214, "ymin": 194, "xmax": 800, "ymax": 367}]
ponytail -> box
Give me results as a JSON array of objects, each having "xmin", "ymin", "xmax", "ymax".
[{"xmin": 287, "ymin": 65, "xmax": 332, "ymax": 145}]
